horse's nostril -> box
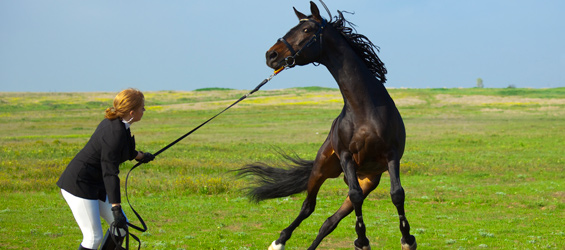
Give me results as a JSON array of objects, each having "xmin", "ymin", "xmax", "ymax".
[{"xmin": 268, "ymin": 51, "xmax": 278, "ymax": 60}]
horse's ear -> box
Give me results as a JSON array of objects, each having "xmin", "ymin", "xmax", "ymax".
[
  {"xmin": 310, "ymin": 1, "xmax": 322, "ymax": 21},
  {"xmin": 294, "ymin": 7, "xmax": 308, "ymax": 20}
]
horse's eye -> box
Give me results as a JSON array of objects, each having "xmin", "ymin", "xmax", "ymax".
[{"xmin": 303, "ymin": 28, "xmax": 309, "ymax": 33}]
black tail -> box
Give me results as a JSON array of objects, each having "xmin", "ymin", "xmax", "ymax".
[{"xmin": 235, "ymin": 154, "xmax": 314, "ymax": 202}]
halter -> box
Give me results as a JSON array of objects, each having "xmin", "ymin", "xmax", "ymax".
[{"xmin": 278, "ymin": 18, "xmax": 327, "ymax": 68}]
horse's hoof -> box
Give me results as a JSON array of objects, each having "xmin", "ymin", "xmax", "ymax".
[
  {"xmin": 354, "ymin": 239, "xmax": 371, "ymax": 250},
  {"xmin": 355, "ymin": 245, "xmax": 371, "ymax": 250},
  {"xmin": 401, "ymin": 236, "xmax": 417, "ymax": 250},
  {"xmin": 268, "ymin": 240, "xmax": 284, "ymax": 250}
]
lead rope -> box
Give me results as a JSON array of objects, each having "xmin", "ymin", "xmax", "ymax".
[{"xmin": 114, "ymin": 66, "xmax": 287, "ymax": 250}]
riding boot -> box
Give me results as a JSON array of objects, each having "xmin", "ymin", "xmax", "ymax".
[
  {"xmin": 78, "ymin": 244, "xmax": 96, "ymax": 250},
  {"xmin": 99, "ymin": 229, "xmax": 125, "ymax": 250}
]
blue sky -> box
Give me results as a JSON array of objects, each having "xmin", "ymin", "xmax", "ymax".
[{"xmin": 1, "ymin": 0, "xmax": 564, "ymax": 92}]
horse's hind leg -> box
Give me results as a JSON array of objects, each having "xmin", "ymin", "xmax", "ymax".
[
  {"xmin": 388, "ymin": 151, "xmax": 417, "ymax": 250},
  {"xmin": 308, "ymin": 174, "xmax": 382, "ymax": 250},
  {"xmin": 269, "ymin": 167, "xmax": 336, "ymax": 250},
  {"xmin": 269, "ymin": 140, "xmax": 341, "ymax": 250},
  {"xmin": 269, "ymin": 181, "xmax": 322, "ymax": 250}
]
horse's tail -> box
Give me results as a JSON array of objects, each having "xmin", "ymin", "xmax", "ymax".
[{"xmin": 235, "ymin": 154, "xmax": 314, "ymax": 202}]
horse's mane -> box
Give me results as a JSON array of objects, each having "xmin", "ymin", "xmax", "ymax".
[{"xmin": 329, "ymin": 11, "xmax": 387, "ymax": 83}]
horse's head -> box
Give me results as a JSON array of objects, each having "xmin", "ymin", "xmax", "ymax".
[{"xmin": 266, "ymin": 1, "xmax": 327, "ymax": 70}]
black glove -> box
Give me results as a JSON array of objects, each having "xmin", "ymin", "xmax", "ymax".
[
  {"xmin": 111, "ymin": 206, "xmax": 127, "ymax": 229},
  {"xmin": 136, "ymin": 152, "xmax": 155, "ymax": 163}
]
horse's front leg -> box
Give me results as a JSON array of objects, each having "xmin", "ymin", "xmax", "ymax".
[
  {"xmin": 339, "ymin": 153, "xmax": 371, "ymax": 250},
  {"xmin": 388, "ymin": 150, "xmax": 417, "ymax": 250}
]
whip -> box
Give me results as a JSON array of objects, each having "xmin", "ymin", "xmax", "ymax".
[{"xmin": 117, "ymin": 66, "xmax": 286, "ymax": 249}]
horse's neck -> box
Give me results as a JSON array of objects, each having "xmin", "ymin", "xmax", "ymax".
[{"xmin": 320, "ymin": 32, "xmax": 390, "ymax": 111}]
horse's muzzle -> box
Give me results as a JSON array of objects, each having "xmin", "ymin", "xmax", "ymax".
[{"xmin": 266, "ymin": 50, "xmax": 281, "ymax": 69}]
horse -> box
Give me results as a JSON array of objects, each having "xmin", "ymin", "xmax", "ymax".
[{"xmin": 235, "ymin": 2, "xmax": 417, "ymax": 249}]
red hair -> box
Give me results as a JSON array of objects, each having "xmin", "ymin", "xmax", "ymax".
[{"xmin": 105, "ymin": 88, "xmax": 145, "ymax": 120}]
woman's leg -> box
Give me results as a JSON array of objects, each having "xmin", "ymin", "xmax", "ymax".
[
  {"xmin": 99, "ymin": 197, "xmax": 113, "ymax": 226},
  {"xmin": 61, "ymin": 189, "xmax": 104, "ymax": 249}
]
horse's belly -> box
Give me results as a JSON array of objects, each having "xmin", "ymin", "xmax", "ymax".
[{"xmin": 357, "ymin": 160, "xmax": 388, "ymax": 175}]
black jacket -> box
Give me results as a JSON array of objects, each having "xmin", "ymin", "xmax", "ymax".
[{"xmin": 57, "ymin": 118, "xmax": 137, "ymax": 203}]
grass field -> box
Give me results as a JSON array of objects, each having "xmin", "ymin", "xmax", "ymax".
[{"xmin": 1, "ymin": 87, "xmax": 564, "ymax": 249}]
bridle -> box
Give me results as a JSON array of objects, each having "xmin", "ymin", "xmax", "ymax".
[{"xmin": 278, "ymin": 18, "xmax": 327, "ymax": 68}]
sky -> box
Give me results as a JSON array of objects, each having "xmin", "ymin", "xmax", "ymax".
[{"xmin": 1, "ymin": 0, "xmax": 564, "ymax": 92}]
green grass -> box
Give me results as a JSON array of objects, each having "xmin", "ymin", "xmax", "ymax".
[{"xmin": 1, "ymin": 87, "xmax": 564, "ymax": 249}]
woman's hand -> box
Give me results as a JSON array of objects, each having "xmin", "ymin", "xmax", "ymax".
[
  {"xmin": 136, "ymin": 151, "xmax": 155, "ymax": 163},
  {"xmin": 111, "ymin": 205, "xmax": 127, "ymax": 229}
]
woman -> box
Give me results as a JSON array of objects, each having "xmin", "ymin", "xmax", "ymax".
[{"xmin": 57, "ymin": 88, "xmax": 155, "ymax": 250}]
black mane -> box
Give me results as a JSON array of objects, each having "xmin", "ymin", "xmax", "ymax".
[{"xmin": 329, "ymin": 11, "xmax": 387, "ymax": 83}]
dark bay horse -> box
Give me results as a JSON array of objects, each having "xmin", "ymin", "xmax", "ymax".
[{"xmin": 236, "ymin": 2, "xmax": 417, "ymax": 249}]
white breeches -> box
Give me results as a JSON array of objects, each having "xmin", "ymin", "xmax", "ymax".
[{"xmin": 61, "ymin": 189, "xmax": 127, "ymax": 249}]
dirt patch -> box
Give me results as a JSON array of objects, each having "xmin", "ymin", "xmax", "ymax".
[
  {"xmin": 435, "ymin": 94, "xmax": 565, "ymax": 106},
  {"xmin": 394, "ymin": 97, "xmax": 427, "ymax": 106},
  {"xmin": 552, "ymin": 191, "xmax": 565, "ymax": 203}
]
